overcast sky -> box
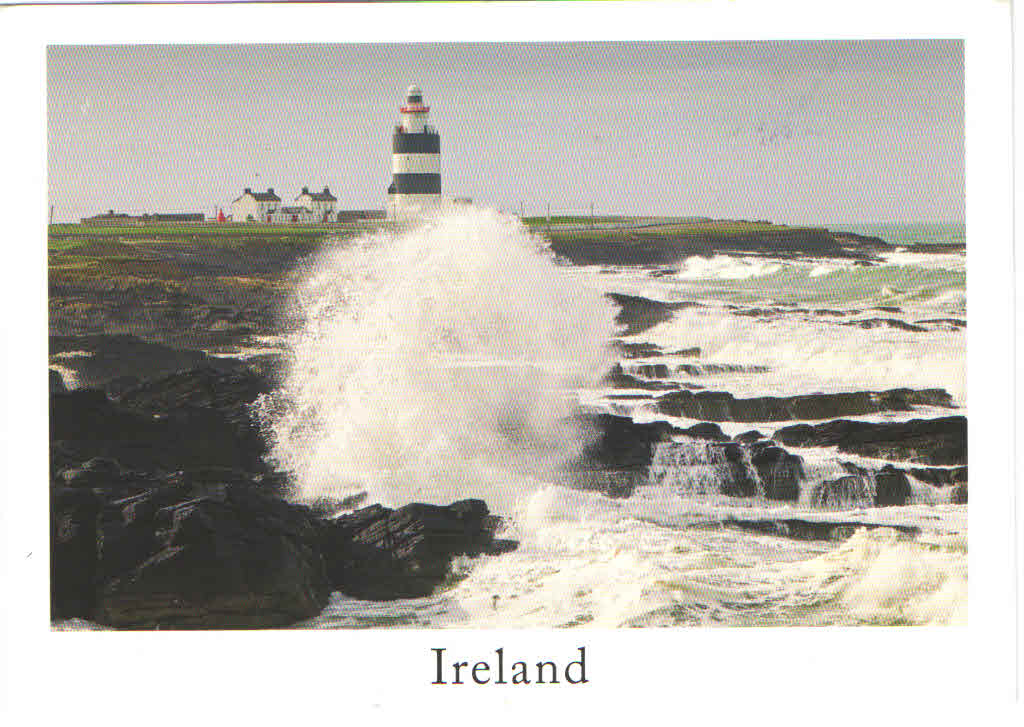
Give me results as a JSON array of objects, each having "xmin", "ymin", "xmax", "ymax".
[{"xmin": 48, "ymin": 41, "xmax": 963, "ymax": 224}]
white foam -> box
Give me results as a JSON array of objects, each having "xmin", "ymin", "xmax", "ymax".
[
  {"xmin": 639, "ymin": 305, "xmax": 966, "ymax": 403},
  {"xmin": 301, "ymin": 484, "xmax": 967, "ymax": 629},
  {"xmin": 792, "ymin": 528, "xmax": 967, "ymax": 625},
  {"xmin": 878, "ymin": 250, "xmax": 966, "ymax": 273},
  {"xmin": 51, "ymin": 350, "xmax": 93, "ymax": 360},
  {"xmin": 676, "ymin": 255, "xmax": 784, "ymax": 280},
  {"xmin": 255, "ymin": 208, "xmax": 618, "ymax": 512}
]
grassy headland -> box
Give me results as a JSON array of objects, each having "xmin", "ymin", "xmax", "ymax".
[
  {"xmin": 528, "ymin": 218, "xmax": 844, "ymax": 266},
  {"xmin": 48, "ymin": 222, "xmax": 377, "ymax": 349},
  {"xmin": 47, "ymin": 216, "xmax": 894, "ymax": 351}
]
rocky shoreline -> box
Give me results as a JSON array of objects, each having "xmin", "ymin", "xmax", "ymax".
[
  {"xmin": 47, "ymin": 224, "xmax": 967, "ymax": 629},
  {"xmin": 50, "ymin": 366, "xmax": 518, "ymax": 628},
  {"xmin": 547, "ymin": 226, "xmax": 879, "ymax": 266},
  {"xmin": 49, "ymin": 306, "xmax": 969, "ymax": 629}
]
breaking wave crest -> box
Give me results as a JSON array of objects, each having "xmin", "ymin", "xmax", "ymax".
[{"xmin": 256, "ymin": 208, "xmax": 617, "ymax": 512}]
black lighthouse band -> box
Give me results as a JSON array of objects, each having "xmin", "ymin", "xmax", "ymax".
[
  {"xmin": 391, "ymin": 173, "xmax": 441, "ymax": 195},
  {"xmin": 393, "ymin": 131, "xmax": 440, "ymax": 154}
]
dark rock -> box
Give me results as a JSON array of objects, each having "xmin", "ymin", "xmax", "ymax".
[
  {"xmin": 628, "ymin": 363, "xmax": 673, "ymax": 379},
  {"xmin": 548, "ymin": 227, "xmax": 846, "ymax": 266},
  {"xmin": 115, "ymin": 366, "xmax": 271, "ymax": 422},
  {"xmin": 773, "ymin": 416, "xmax": 966, "ymax": 466},
  {"xmin": 656, "ymin": 388, "xmax": 951, "ymax": 422},
  {"xmin": 832, "ymin": 232, "xmax": 895, "ymax": 251},
  {"xmin": 306, "ymin": 492, "xmax": 370, "ymax": 519},
  {"xmin": 609, "ymin": 341, "xmax": 664, "ymax": 359},
  {"xmin": 841, "ymin": 318, "xmax": 928, "ymax": 333},
  {"xmin": 841, "ymin": 461, "xmax": 870, "ymax": 477},
  {"xmin": 48, "ymin": 334, "xmax": 243, "ymax": 390},
  {"xmin": 679, "ymin": 422, "xmax": 730, "ymax": 441},
  {"xmin": 872, "ymin": 306, "xmax": 902, "ymax": 313},
  {"xmin": 105, "ymin": 375, "xmax": 143, "ymax": 398},
  {"xmin": 732, "ymin": 307, "xmax": 785, "ymax": 318},
  {"xmin": 57, "ymin": 457, "xmax": 150, "ymax": 496},
  {"xmin": 669, "ymin": 346, "xmax": 702, "ymax": 357},
  {"xmin": 50, "ymin": 369, "xmax": 271, "ymax": 473},
  {"xmin": 605, "ymin": 293, "xmax": 696, "ymax": 336},
  {"xmin": 716, "ymin": 443, "xmax": 757, "ymax": 497},
  {"xmin": 566, "ymin": 414, "xmax": 675, "ymax": 497},
  {"xmin": 52, "ymin": 470, "xmax": 519, "ymax": 627},
  {"xmin": 915, "ymin": 318, "xmax": 966, "ymax": 331},
  {"xmin": 750, "ymin": 446, "xmax": 803, "ymax": 501},
  {"xmin": 51, "ymin": 487, "xmax": 102, "ymax": 619},
  {"xmin": 319, "ymin": 499, "xmax": 516, "ymax": 600},
  {"xmin": 906, "ymin": 466, "xmax": 968, "ymax": 487},
  {"xmin": 874, "ymin": 465, "xmax": 913, "ymax": 506},
  {"xmin": 60, "ymin": 456, "xmax": 123, "ymax": 487},
  {"xmin": 93, "ymin": 483, "xmax": 332, "ymax": 629},
  {"xmin": 734, "ymin": 430, "xmax": 765, "ymax": 444},
  {"xmin": 572, "ymin": 414, "xmax": 675, "ymax": 472},
  {"xmin": 600, "ymin": 364, "xmax": 679, "ymax": 391},
  {"xmin": 676, "ymin": 363, "xmax": 770, "ymax": 376},
  {"xmin": 49, "ymin": 368, "xmax": 67, "ymax": 393},
  {"xmin": 950, "ymin": 483, "xmax": 968, "ymax": 504},
  {"xmin": 808, "ymin": 476, "xmax": 873, "ymax": 509},
  {"xmin": 722, "ymin": 517, "xmax": 919, "ymax": 542}
]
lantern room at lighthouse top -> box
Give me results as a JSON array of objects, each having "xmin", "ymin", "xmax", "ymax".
[{"xmin": 399, "ymin": 84, "xmax": 432, "ymax": 134}]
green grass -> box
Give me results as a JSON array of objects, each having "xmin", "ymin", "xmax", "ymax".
[
  {"xmin": 51, "ymin": 222, "xmax": 346, "ymax": 235},
  {"xmin": 48, "ymin": 221, "xmax": 378, "ymax": 243},
  {"xmin": 540, "ymin": 219, "xmax": 818, "ymax": 242},
  {"xmin": 48, "ymin": 237, "xmax": 90, "ymax": 252},
  {"xmin": 521, "ymin": 215, "xmax": 634, "ymax": 226}
]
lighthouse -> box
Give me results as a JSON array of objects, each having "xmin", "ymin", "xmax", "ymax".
[{"xmin": 386, "ymin": 84, "xmax": 441, "ymax": 220}]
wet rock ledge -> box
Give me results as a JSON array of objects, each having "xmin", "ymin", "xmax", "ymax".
[{"xmin": 50, "ymin": 367, "xmax": 517, "ymax": 629}]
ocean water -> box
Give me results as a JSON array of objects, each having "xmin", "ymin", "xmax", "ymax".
[
  {"xmin": 250, "ymin": 211, "xmax": 965, "ymax": 629},
  {"xmin": 829, "ymin": 221, "xmax": 965, "ymax": 248}
]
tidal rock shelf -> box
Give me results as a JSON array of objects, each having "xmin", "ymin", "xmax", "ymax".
[
  {"xmin": 569, "ymin": 413, "xmax": 968, "ymax": 506},
  {"xmin": 606, "ymin": 293, "xmax": 699, "ymax": 336},
  {"xmin": 720, "ymin": 517, "xmax": 921, "ymax": 542},
  {"xmin": 656, "ymin": 388, "xmax": 953, "ymax": 422},
  {"xmin": 50, "ymin": 367, "xmax": 518, "ymax": 629},
  {"xmin": 773, "ymin": 416, "xmax": 967, "ymax": 466},
  {"xmin": 53, "ymin": 480, "xmax": 514, "ymax": 629}
]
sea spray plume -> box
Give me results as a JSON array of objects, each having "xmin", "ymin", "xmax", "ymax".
[{"xmin": 255, "ymin": 208, "xmax": 618, "ymax": 513}]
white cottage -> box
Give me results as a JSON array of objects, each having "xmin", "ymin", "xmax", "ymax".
[
  {"xmin": 295, "ymin": 186, "xmax": 337, "ymax": 222},
  {"xmin": 268, "ymin": 206, "xmax": 315, "ymax": 224},
  {"xmin": 230, "ymin": 188, "xmax": 281, "ymax": 222}
]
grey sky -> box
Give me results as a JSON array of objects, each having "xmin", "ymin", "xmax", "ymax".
[{"xmin": 48, "ymin": 41, "xmax": 963, "ymax": 224}]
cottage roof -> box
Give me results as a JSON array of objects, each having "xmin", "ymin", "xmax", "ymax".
[
  {"xmin": 233, "ymin": 187, "xmax": 280, "ymax": 203},
  {"xmin": 298, "ymin": 186, "xmax": 337, "ymax": 202}
]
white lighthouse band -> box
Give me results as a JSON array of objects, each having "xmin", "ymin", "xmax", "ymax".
[{"xmin": 387, "ymin": 84, "xmax": 442, "ymax": 219}]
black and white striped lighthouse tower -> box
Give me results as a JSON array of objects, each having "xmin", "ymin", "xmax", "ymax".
[{"xmin": 386, "ymin": 84, "xmax": 441, "ymax": 219}]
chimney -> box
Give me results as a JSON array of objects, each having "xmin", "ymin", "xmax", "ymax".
[
  {"xmin": 268, "ymin": 188, "xmax": 274, "ymax": 195},
  {"xmin": 244, "ymin": 187, "xmax": 251, "ymax": 194},
  {"xmin": 323, "ymin": 186, "xmax": 330, "ymax": 195},
  {"xmin": 302, "ymin": 186, "xmax": 309, "ymax": 194}
]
